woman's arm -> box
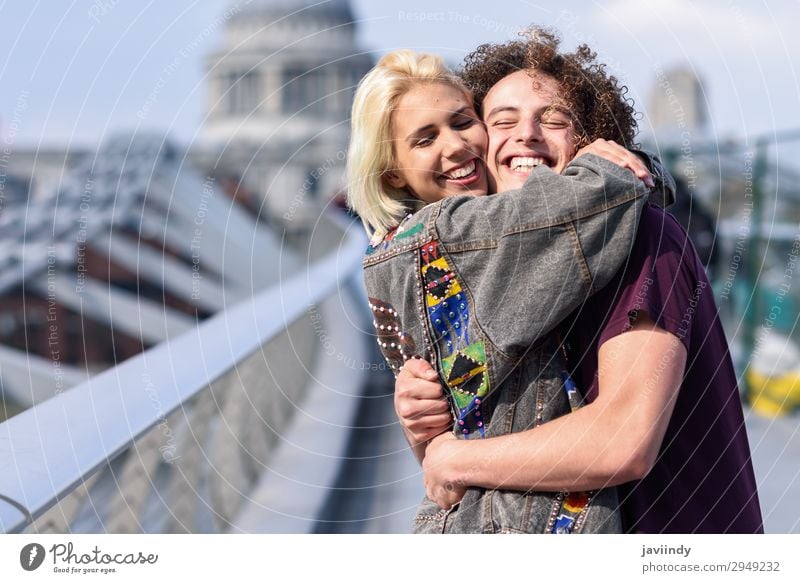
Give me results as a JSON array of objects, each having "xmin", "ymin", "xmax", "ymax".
[{"xmin": 434, "ymin": 152, "xmax": 650, "ymax": 357}]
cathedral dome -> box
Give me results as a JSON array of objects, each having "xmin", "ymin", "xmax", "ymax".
[
  {"xmin": 233, "ymin": 0, "xmax": 354, "ymax": 21},
  {"xmin": 223, "ymin": 0, "xmax": 357, "ymax": 51},
  {"xmin": 201, "ymin": 0, "xmax": 373, "ymax": 223}
]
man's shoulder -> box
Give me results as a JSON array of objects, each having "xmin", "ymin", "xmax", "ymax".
[
  {"xmin": 637, "ymin": 204, "xmax": 697, "ymax": 254},
  {"xmin": 580, "ymin": 206, "xmax": 697, "ymax": 323}
]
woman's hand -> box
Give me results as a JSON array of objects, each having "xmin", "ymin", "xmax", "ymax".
[
  {"xmin": 422, "ymin": 432, "xmax": 466, "ymax": 509},
  {"xmin": 395, "ymin": 358, "xmax": 453, "ymax": 446},
  {"xmin": 575, "ymin": 139, "xmax": 655, "ymax": 188}
]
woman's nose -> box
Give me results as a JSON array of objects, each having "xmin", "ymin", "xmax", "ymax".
[{"xmin": 442, "ymin": 129, "xmax": 471, "ymax": 158}]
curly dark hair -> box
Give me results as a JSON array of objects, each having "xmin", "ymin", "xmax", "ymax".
[{"xmin": 459, "ymin": 26, "xmax": 638, "ymax": 148}]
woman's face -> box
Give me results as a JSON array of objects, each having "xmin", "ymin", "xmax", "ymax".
[{"xmin": 386, "ymin": 82, "xmax": 488, "ymax": 204}]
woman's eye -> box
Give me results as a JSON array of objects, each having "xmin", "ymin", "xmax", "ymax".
[
  {"xmin": 453, "ymin": 117, "xmax": 475, "ymax": 129},
  {"xmin": 415, "ymin": 136, "xmax": 434, "ymax": 147}
]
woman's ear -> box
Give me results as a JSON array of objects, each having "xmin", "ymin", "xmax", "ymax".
[{"xmin": 384, "ymin": 170, "xmax": 406, "ymax": 189}]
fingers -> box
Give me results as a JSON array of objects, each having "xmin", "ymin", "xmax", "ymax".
[
  {"xmin": 617, "ymin": 151, "xmax": 654, "ymax": 187},
  {"xmin": 395, "ymin": 374, "xmax": 448, "ymax": 410},
  {"xmin": 408, "ymin": 417, "xmax": 454, "ymax": 444},
  {"xmin": 577, "ymin": 139, "xmax": 655, "ymax": 188},
  {"xmin": 397, "ymin": 398, "xmax": 450, "ymax": 423},
  {"xmin": 400, "ymin": 397, "xmax": 452, "ymax": 444},
  {"xmin": 427, "ymin": 481, "xmax": 466, "ymax": 509},
  {"xmin": 400, "ymin": 357, "xmax": 439, "ymax": 381},
  {"xmin": 395, "ymin": 358, "xmax": 452, "ymax": 442},
  {"xmin": 408, "ymin": 412, "xmax": 453, "ymax": 430},
  {"xmin": 396, "ymin": 360, "xmax": 444, "ymax": 401}
]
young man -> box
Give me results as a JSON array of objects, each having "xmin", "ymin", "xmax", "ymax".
[{"xmin": 395, "ymin": 28, "xmax": 763, "ymax": 533}]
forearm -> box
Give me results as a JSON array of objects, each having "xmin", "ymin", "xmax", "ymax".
[
  {"xmin": 442, "ymin": 402, "xmax": 643, "ymax": 492},
  {"xmin": 435, "ymin": 322, "xmax": 685, "ymax": 493}
]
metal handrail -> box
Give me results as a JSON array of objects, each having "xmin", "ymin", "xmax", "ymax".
[{"xmin": 0, "ymin": 216, "xmax": 366, "ymax": 533}]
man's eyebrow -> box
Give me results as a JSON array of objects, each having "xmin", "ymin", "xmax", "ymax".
[{"xmin": 484, "ymin": 105, "xmax": 519, "ymax": 119}]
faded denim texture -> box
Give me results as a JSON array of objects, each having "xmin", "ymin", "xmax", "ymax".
[{"xmin": 363, "ymin": 153, "xmax": 674, "ymax": 534}]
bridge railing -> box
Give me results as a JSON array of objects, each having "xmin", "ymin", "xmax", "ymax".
[{"xmin": 0, "ymin": 214, "xmax": 369, "ymax": 533}]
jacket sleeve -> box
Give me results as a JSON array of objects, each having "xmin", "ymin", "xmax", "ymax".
[
  {"xmin": 432, "ymin": 153, "xmax": 650, "ymax": 358},
  {"xmin": 633, "ymin": 149, "xmax": 675, "ymax": 208}
]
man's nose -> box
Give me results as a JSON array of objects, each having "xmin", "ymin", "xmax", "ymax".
[{"xmin": 515, "ymin": 118, "xmax": 543, "ymax": 143}]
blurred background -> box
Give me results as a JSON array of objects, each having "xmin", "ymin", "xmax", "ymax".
[{"xmin": 0, "ymin": 0, "xmax": 797, "ymax": 534}]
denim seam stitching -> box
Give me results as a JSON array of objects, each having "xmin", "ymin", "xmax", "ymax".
[{"xmin": 566, "ymin": 220, "xmax": 595, "ymax": 293}]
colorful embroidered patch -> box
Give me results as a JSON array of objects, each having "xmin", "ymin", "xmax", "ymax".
[
  {"xmin": 454, "ymin": 394, "xmax": 486, "ymax": 438},
  {"xmin": 420, "ymin": 241, "xmax": 489, "ymax": 439},
  {"xmin": 549, "ymin": 372, "xmax": 592, "ymax": 533},
  {"xmin": 552, "ymin": 514, "xmax": 575, "ymax": 534},
  {"xmin": 428, "ymin": 295, "xmax": 469, "ymax": 349},
  {"xmin": 369, "ymin": 297, "xmax": 418, "ymax": 372},
  {"xmin": 442, "ymin": 344, "xmax": 488, "ymax": 397},
  {"xmin": 420, "ymin": 242, "xmax": 466, "ymax": 348},
  {"xmin": 365, "ymin": 215, "xmax": 424, "ymax": 255},
  {"xmin": 420, "ymin": 240, "xmax": 440, "ymax": 264},
  {"xmin": 365, "ymin": 228, "xmax": 398, "ymax": 255},
  {"xmin": 563, "ymin": 491, "xmax": 589, "ymax": 513},
  {"xmin": 561, "ymin": 371, "xmax": 583, "ymax": 412},
  {"xmin": 394, "ymin": 222, "xmax": 423, "ymax": 240},
  {"xmin": 422, "ymin": 258, "xmax": 463, "ymax": 306},
  {"xmin": 441, "ymin": 343, "xmax": 489, "ymax": 439},
  {"xmin": 551, "ymin": 491, "xmax": 590, "ymax": 534}
]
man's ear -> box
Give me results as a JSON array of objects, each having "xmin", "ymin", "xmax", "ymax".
[{"xmin": 384, "ymin": 171, "xmax": 406, "ymax": 189}]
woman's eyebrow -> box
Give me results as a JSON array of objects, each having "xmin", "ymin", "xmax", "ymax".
[
  {"xmin": 405, "ymin": 124, "xmax": 436, "ymax": 141},
  {"xmin": 405, "ymin": 106, "xmax": 472, "ymax": 140}
]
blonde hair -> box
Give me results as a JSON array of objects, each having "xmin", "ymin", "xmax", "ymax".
[{"xmin": 346, "ymin": 50, "xmax": 471, "ymax": 240}]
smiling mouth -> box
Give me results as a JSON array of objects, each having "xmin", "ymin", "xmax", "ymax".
[
  {"xmin": 442, "ymin": 159, "xmax": 477, "ymax": 181},
  {"xmin": 508, "ymin": 156, "xmax": 550, "ymax": 174}
]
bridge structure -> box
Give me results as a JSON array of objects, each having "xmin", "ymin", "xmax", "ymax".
[{"xmin": 0, "ymin": 134, "xmax": 422, "ymax": 534}]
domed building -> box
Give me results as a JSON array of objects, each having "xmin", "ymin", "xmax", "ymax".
[
  {"xmin": 0, "ymin": 1, "xmax": 372, "ymax": 401},
  {"xmin": 199, "ymin": 0, "xmax": 372, "ymax": 226}
]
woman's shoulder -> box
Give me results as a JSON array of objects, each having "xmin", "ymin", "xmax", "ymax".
[{"xmin": 363, "ymin": 209, "xmax": 435, "ymax": 264}]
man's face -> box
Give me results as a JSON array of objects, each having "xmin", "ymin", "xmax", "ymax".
[{"xmin": 482, "ymin": 69, "xmax": 577, "ymax": 192}]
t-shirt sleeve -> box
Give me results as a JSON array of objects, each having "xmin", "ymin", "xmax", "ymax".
[{"xmin": 595, "ymin": 207, "xmax": 704, "ymax": 354}]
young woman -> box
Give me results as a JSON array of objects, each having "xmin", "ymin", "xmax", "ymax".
[{"xmin": 346, "ymin": 49, "xmax": 655, "ymax": 534}]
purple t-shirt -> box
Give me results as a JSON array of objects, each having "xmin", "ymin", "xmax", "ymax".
[{"xmin": 566, "ymin": 204, "xmax": 763, "ymax": 533}]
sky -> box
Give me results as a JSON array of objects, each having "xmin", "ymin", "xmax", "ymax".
[{"xmin": 0, "ymin": 0, "xmax": 797, "ymax": 149}]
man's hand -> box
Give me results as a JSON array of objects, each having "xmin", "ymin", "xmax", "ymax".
[
  {"xmin": 395, "ymin": 358, "xmax": 453, "ymax": 448},
  {"xmin": 422, "ymin": 432, "xmax": 466, "ymax": 509},
  {"xmin": 575, "ymin": 139, "xmax": 655, "ymax": 188}
]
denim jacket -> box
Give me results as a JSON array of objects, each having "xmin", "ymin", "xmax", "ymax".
[{"xmin": 362, "ymin": 153, "xmax": 673, "ymax": 533}]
